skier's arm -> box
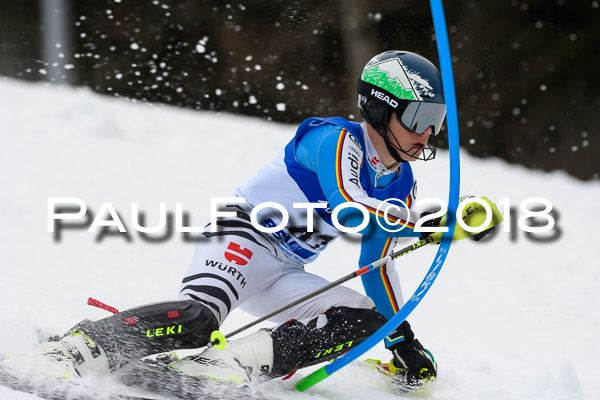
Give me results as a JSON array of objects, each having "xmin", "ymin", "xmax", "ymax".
[
  {"xmin": 358, "ymin": 235, "xmax": 404, "ymax": 320},
  {"xmin": 295, "ymin": 125, "xmax": 420, "ymax": 237}
]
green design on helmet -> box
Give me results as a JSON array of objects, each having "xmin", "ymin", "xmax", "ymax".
[{"xmin": 361, "ymin": 64, "xmax": 419, "ymax": 102}]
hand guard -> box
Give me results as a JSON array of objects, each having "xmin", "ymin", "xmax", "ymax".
[
  {"xmin": 420, "ymin": 195, "xmax": 502, "ymax": 243},
  {"xmin": 458, "ymin": 195, "xmax": 497, "ymax": 241}
]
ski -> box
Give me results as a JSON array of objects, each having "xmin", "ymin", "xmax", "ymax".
[
  {"xmin": 115, "ymin": 358, "xmax": 281, "ymax": 400},
  {"xmin": 0, "ymin": 354, "xmax": 284, "ymax": 400},
  {"xmin": 0, "ymin": 362, "xmax": 160, "ymax": 400}
]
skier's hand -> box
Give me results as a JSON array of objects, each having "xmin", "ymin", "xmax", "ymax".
[
  {"xmin": 389, "ymin": 338, "xmax": 437, "ymax": 388},
  {"xmin": 418, "ymin": 211, "xmax": 442, "ymax": 242}
]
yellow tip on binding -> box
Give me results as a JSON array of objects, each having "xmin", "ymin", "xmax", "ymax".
[
  {"xmin": 210, "ymin": 330, "xmax": 227, "ymax": 350},
  {"xmin": 388, "ymin": 357, "xmax": 405, "ymax": 375}
]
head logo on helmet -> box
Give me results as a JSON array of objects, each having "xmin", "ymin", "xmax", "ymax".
[{"xmin": 370, "ymin": 88, "xmax": 399, "ymax": 108}]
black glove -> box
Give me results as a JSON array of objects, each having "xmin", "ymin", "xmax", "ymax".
[
  {"xmin": 387, "ymin": 321, "xmax": 437, "ymax": 389},
  {"xmin": 419, "ymin": 211, "xmax": 442, "ymax": 241}
]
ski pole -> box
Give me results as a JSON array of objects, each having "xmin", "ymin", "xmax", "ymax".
[
  {"xmin": 209, "ymin": 235, "xmax": 436, "ymax": 349},
  {"xmin": 210, "ymin": 198, "xmax": 503, "ymax": 349}
]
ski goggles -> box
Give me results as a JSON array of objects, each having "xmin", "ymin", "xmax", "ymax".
[{"xmin": 397, "ymin": 101, "xmax": 447, "ymax": 135}]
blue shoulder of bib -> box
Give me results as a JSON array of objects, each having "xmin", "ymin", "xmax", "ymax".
[
  {"xmin": 285, "ymin": 117, "xmax": 417, "ymax": 235},
  {"xmin": 284, "ymin": 117, "xmax": 364, "ymax": 225}
]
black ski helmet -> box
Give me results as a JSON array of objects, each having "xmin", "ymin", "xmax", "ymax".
[{"xmin": 357, "ymin": 50, "xmax": 446, "ymax": 161}]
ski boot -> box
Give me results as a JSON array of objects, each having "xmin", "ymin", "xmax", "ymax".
[
  {"xmin": 385, "ymin": 320, "xmax": 437, "ymax": 392},
  {"xmin": 37, "ymin": 330, "xmax": 110, "ymax": 378},
  {"xmin": 168, "ymin": 330, "xmax": 274, "ymax": 386}
]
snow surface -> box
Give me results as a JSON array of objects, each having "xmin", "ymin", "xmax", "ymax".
[{"xmin": 1, "ymin": 78, "xmax": 599, "ymax": 400}]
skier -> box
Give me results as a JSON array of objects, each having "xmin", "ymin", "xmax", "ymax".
[{"xmin": 38, "ymin": 50, "xmax": 494, "ymax": 392}]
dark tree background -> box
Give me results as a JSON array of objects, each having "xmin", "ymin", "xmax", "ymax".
[{"xmin": 1, "ymin": 0, "xmax": 598, "ymax": 180}]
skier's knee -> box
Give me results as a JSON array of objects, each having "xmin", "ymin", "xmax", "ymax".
[
  {"xmin": 329, "ymin": 293, "xmax": 376, "ymax": 311},
  {"xmin": 352, "ymin": 295, "xmax": 376, "ymax": 310}
]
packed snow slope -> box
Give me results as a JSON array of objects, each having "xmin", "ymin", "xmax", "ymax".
[{"xmin": 1, "ymin": 79, "xmax": 599, "ymax": 400}]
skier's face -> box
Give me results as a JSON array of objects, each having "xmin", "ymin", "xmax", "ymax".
[{"xmin": 387, "ymin": 113, "xmax": 434, "ymax": 162}]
